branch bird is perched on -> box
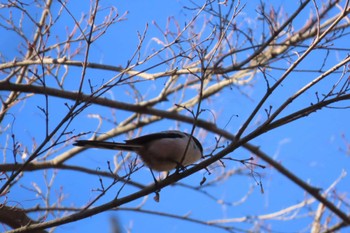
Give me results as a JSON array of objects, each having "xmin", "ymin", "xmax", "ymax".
[{"xmin": 73, "ymin": 130, "xmax": 203, "ymax": 171}]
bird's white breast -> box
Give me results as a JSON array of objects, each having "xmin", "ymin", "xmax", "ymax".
[{"xmin": 137, "ymin": 135, "xmax": 202, "ymax": 171}]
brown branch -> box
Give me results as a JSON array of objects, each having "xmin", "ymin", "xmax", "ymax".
[
  {"xmin": 0, "ymin": 162, "xmax": 145, "ymax": 189},
  {"xmin": 266, "ymin": 93, "xmax": 350, "ymax": 132},
  {"xmin": 243, "ymin": 143, "xmax": 350, "ymax": 225},
  {"xmin": 0, "ymin": 205, "xmax": 48, "ymax": 233},
  {"xmin": 0, "ymin": 0, "xmax": 53, "ymax": 122},
  {"xmin": 236, "ymin": 1, "xmax": 350, "ymax": 139}
]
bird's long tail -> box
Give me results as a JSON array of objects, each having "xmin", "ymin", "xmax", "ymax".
[{"xmin": 73, "ymin": 140, "xmax": 142, "ymax": 151}]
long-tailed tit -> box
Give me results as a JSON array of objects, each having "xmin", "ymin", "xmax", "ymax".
[{"xmin": 73, "ymin": 130, "xmax": 203, "ymax": 171}]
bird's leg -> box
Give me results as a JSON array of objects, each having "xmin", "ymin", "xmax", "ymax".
[
  {"xmin": 175, "ymin": 162, "xmax": 186, "ymax": 173},
  {"xmin": 150, "ymin": 168, "xmax": 161, "ymax": 193}
]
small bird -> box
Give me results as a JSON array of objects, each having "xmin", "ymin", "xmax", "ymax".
[{"xmin": 73, "ymin": 130, "xmax": 203, "ymax": 172}]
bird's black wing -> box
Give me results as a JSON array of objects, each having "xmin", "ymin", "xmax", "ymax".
[{"xmin": 125, "ymin": 131, "xmax": 184, "ymax": 145}]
